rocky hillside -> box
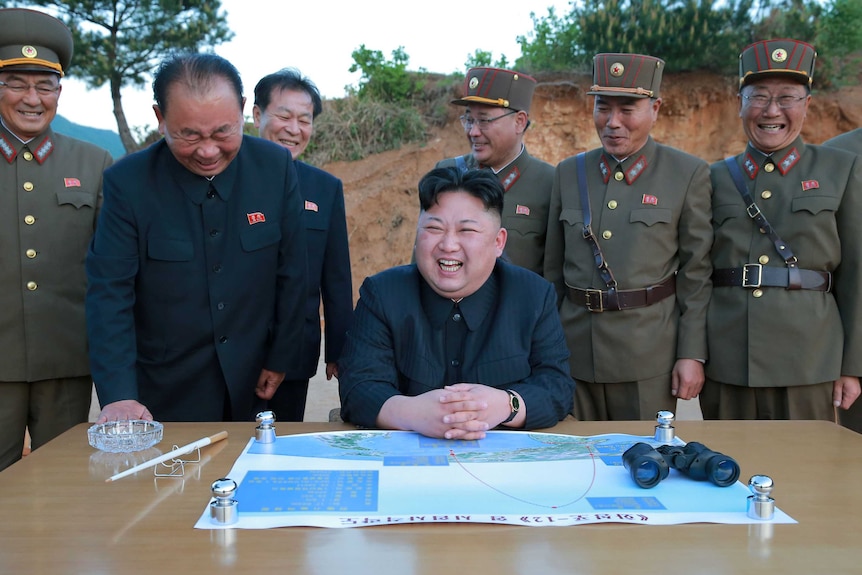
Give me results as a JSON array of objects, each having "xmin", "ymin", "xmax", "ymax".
[{"xmin": 322, "ymin": 71, "xmax": 862, "ymax": 300}]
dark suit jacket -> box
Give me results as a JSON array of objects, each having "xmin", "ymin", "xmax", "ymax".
[
  {"xmin": 338, "ymin": 261, "xmax": 574, "ymax": 429},
  {"xmin": 285, "ymin": 161, "xmax": 353, "ymax": 379},
  {"xmin": 86, "ymin": 136, "xmax": 307, "ymax": 421}
]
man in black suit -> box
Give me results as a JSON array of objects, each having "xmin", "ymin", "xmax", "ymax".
[
  {"xmin": 253, "ymin": 69, "xmax": 353, "ymax": 421},
  {"xmin": 338, "ymin": 168, "xmax": 573, "ymax": 440},
  {"xmin": 86, "ymin": 54, "xmax": 307, "ymax": 422}
]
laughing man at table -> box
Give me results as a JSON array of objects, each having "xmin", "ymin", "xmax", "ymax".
[{"xmin": 338, "ymin": 167, "xmax": 573, "ymax": 440}]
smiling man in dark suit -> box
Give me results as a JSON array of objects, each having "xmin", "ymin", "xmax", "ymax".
[
  {"xmin": 86, "ymin": 54, "xmax": 307, "ymax": 423},
  {"xmin": 338, "ymin": 167, "xmax": 573, "ymax": 440},
  {"xmin": 253, "ymin": 68, "xmax": 353, "ymax": 421}
]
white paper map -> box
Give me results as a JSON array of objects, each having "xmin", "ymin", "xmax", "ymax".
[{"xmin": 194, "ymin": 430, "xmax": 795, "ymax": 529}]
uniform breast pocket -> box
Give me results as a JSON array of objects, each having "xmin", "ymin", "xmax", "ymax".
[
  {"xmin": 792, "ymin": 195, "xmax": 840, "ymax": 215},
  {"xmin": 712, "ymin": 204, "xmax": 741, "ymax": 227},
  {"xmin": 504, "ymin": 215, "xmax": 545, "ymax": 238},
  {"xmin": 630, "ymin": 208, "xmax": 672, "ymax": 227},
  {"xmin": 559, "ymin": 208, "xmax": 585, "ymax": 227},
  {"xmin": 303, "ymin": 208, "xmax": 328, "ymax": 232},
  {"xmin": 478, "ymin": 355, "xmax": 531, "ymax": 387},
  {"xmin": 240, "ymin": 223, "xmax": 281, "ymax": 252},
  {"xmin": 56, "ymin": 190, "xmax": 96, "ymax": 209},
  {"xmin": 147, "ymin": 237, "xmax": 193, "ymax": 261}
]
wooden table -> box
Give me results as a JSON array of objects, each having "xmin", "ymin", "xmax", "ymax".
[{"xmin": 0, "ymin": 420, "xmax": 860, "ymax": 574}]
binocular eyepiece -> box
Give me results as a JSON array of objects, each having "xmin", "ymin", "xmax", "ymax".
[{"xmin": 622, "ymin": 441, "xmax": 740, "ymax": 489}]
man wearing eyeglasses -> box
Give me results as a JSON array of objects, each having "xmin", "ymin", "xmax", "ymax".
[
  {"xmin": 545, "ymin": 53, "xmax": 713, "ymax": 421},
  {"xmin": 0, "ymin": 9, "xmax": 113, "ymax": 471},
  {"xmin": 86, "ymin": 53, "xmax": 307, "ymax": 424},
  {"xmin": 435, "ymin": 67, "xmax": 553, "ymax": 276},
  {"xmin": 703, "ymin": 39, "xmax": 862, "ymax": 420}
]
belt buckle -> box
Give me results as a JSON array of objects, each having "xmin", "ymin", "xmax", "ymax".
[
  {"xmin": 742, "ymin": 263, "xmax": 762, "ymax": 288},
  {"xmin": 585, "ymin": 289, "xmax": 604, "ymax": 312}
]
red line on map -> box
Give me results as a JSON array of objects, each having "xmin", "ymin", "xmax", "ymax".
[{"xmin": 447, "ymin": 447, "xmax": 597, "ymax": 509}]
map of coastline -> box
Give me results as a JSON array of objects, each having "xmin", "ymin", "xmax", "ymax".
[{"xmin": 195, "ymin": 430, "xmax": 797, "ymax": 529}]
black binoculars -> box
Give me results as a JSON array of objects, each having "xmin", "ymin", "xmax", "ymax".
[{"xmin": 622, "ymin": 441, "xmax": 740, "ymax": 489}]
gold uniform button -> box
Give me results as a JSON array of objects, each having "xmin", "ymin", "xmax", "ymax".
[
  {"xmin": 25, "ymin": 249, "xmax": 36, "ymax": 259},
  {"xmin": 26, "ymin": 281, "xmax": 37, "ymax": 291},
  {"xmin": 764, "ymin": 163, "xmax": 775, "ymax": 173},
  {"xmin": 608, "ymin": 200, "xmax": 618, "ymax": 209},
  {"xmin": 614, "ymin": 172, "xmax": 624, "ymax": 182},
  {"xmin": 24, "ymin": 215, "xmax": 35, "ymax": 225},
  {"xmin": 752, "ymin": 289, "xmax": 763, "ymax": 298},
  {"xmin": 23, "ymin": 151, "xmax": 33, "ymax": 161},
  {"xmin": 23, "ymin": 181, "xmax": 34, "ymax": 192},
  {"xmin": 758, "ymin": 255, "xmax": 769, "ymax": 265},
  {"xmin": 602, "ymin": 230, "xmax": 612, "ymax": 240},
  {"xmin": 761, "ymin": 190, "xmax": 772, "ymax": 199}
]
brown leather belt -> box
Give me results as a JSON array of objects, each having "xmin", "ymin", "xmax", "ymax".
[
  {"xmin": 712, "ymin": 265, "xmax": 832, "ymax": 292},
  {"xmin": 566, "ymin": 275, "xmax": 676, "ymax": 312}
]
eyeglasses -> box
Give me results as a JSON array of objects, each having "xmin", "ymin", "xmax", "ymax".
[
  {"xmin": 742, "ymin": 94, "xmax": 807, "ymax": 109},
  {"xmin": 459, "ymin": 110, "xmax": 517, "ymax": 131},
  {"xmin": 0, "ymin": 80, "xmax": 60, "ymax": 96}
]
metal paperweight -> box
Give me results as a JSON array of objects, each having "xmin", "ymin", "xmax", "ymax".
[
  {"xmin": 87, "ymin": 420, "xmax": 164, "ymax": 453},
  {"xmin": 255, "ymin": 410, "xmax": 276, "ymax": 443},
  {"xmin": 747, "ymin": 475, "xmax": 775, "ymax": 520},
  {"xmin": 210, "ymin": 477, "xmax": 239, "ymax": 525},
  {"xmin": 653, "ymin": 410, "xmax": 675, "ymax": 443}
]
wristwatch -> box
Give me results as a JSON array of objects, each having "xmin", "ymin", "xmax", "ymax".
[{"xmin": 501, "ymin": 390, "xmax": 520, "ymax": 424}]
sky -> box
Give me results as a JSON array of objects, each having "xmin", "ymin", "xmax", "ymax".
[{"xmin": 56, "ymin": 0, "xmax": 573, "ymax": 134}]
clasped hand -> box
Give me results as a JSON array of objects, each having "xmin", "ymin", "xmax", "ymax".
[{"xmin": 378, "ymin": 383, "xmax": 511, "ymax": 441}]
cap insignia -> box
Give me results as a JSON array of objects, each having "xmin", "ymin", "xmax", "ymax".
[
  {"xmin": 469, "ymin": 77, "xmax": 479, "ymax": 89},
  {"xmin": 771, "ymin": 49, "xmax": 787, "ymax": 63},
  {"xmin": 610, "ymin": 62, "xmax": 625, "ymax": 77},
  {"xmin": 22, "ymin": 46, "xmax": 37, "ymax": 59}
]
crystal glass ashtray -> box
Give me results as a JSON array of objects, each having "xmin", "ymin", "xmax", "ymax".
[{"xmin": 87, "ymin": 420, "xmax": 164, "ymax": 453}]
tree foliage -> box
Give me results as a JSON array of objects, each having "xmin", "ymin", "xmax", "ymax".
[
  {"xmin": 464, "ymin": 49, "xmax": 510, "ymax": 70},
  {"xmin": 7, "ymin": 1, "xmax": 234, "ymax": 153},
  {"xmin": 818, "ymin": 0, "xmax": 862, "ymax": 85},
  {"xmin": 349, "ymin": 45, "xmax": 424, "ymax": 102},
  {"xmin": 515, "ymin": 0, "xmax": 862, "ymax": 86}
]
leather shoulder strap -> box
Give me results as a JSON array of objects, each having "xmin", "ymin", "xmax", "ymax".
[{"xmin": 577, "ymin": 153, "xmax": 617, "ymax": 290}]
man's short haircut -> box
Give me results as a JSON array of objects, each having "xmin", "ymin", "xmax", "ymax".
[
  {"xmin": 418, "ymin": 167, "xmax": 504, "ymax": 219},
  {"xmin": 153, "ymin": 53, "xmax": 244, "ymax": 116},
  {"xmin": 253, "ymin": 68, "xmax": 323, "ymax": 118}
]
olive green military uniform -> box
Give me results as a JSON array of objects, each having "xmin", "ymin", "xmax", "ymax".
[
  {"xmin": 438, "ymin": 67, "xmax": 553, "ymax": 275},
  {"xmin": 704, "ymin": 138, "xmax": 862, "ymax": 419},
  {"xmin": 544, "ymin": 53, "xmax": 712, "ymax": 421},
  {"xmin": 436, "ymin": 148, "xmax": 554, "ymax": 275},
  {"xmin": 822, "ymin": 127, "xmax": 862, "ymax": 432},
  {"xmin": 702, "ymin": 39, "xmax": 862, "ymax": 421},
  {"xmin": 545, "ymin": 138, "xmax": 712, "ymax": 420},
  {"xmin": 0, "ymin": 8, "xmax": 114, "ymax": 470}
]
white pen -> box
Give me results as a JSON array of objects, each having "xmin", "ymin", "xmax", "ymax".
[{"xmin": 105, "ymin": 430, "xmax": 229, "ymax": 483}]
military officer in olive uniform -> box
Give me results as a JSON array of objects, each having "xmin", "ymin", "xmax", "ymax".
[
  {"xmin": 0, "ymin": 9, "xmax": 113, "ymax": 471},
  {"xmin": 822, "ymin": 127, "xmax": 862, "ymax": 433},
  {"xmin": 544, "ymin": 53, "xmax": 713, "ymax": 421},
  {"xmin": 704, "ymin": 40, "xmax": 862, "ymax": 420},
  {"xmin": 436, "ymin": 67, "xmax": 553, "ymax": 275}
]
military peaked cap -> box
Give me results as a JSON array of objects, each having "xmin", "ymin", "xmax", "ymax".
[
  {"xmin": 0, "ymin": 8, "xmax": 73, "ymax": 76},
  {"xmin": 588, "ymin": 53, "xmax": 665, "ymax": 99},
  {"xmin": 739, "ymin": 39, "xmax": 816, "ymax": 89},
  {"xmin": 451, "ymin": 67, "xmax": 536, "ymax": 113}
]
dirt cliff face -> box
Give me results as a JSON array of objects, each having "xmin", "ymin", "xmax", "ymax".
[{"xmin": 322, "ymin": 71, "xmax": 862, "ymax": 301}]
